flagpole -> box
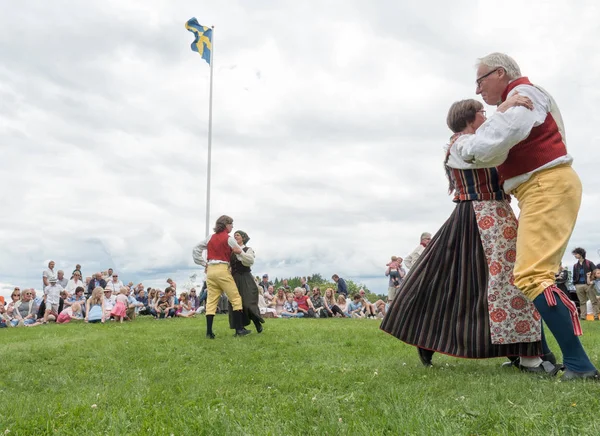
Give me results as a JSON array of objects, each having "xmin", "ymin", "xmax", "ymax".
[{"xmin": 205, "ymin": 25, "xmax": 214, "ymax": 237}]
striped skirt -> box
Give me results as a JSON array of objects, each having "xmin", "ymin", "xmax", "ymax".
[{"xmin": 380, "ymin": 201, "xmax": 542, "ymax": 358}]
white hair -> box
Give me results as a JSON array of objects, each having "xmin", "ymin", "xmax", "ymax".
[
  {"xmin": 477, "ymin": 53, "xmax": 522, "ymax": 80},
  {"xmin": 420, "ymin": 232, "xmax": 432, "ymax": 241}
]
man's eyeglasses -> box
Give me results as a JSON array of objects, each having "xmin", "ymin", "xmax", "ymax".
[{"xmin": 476, "ymin": 68, "xmax": 500, "ymax": 88}]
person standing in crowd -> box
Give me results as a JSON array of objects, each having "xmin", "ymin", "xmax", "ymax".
[
  {"xmin": 572, "ymin": 248, "xmax": 597, "ymax": 320},
  {"xmin": 403, "ymin": 233, "xmax": 432, "ymax": 270},
  {"xmin": 382, "ymin": 95, "xmax": 552, "ymax": 372},
  {"xmin": 43, "ymin": 276, "xmax": 63, "ymax": 324},
  {"xmin": 331, "ymin": 274, "xmax": 348, "ymax": 297},
  {"xmin": 56, "ymin": 270, "xmax": 69, "ymax": 289},
  {"xmin": 227, "ymin": 230, "xmax": 264, "ymax": 333},
  {"xmin": 42, "ymin": 260, "xmax": 56, "ymax": 290},
  {"xmin": 193, "ymin": 215, "xmax": 251, "ymax": 339}
]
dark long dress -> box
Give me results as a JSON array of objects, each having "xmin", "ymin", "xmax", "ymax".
[
  {"xmin": 228, "ymin": 247, "xmax": 264, "ymax": 329},
  {"xmin": 380, "ymin": 136, "xmax": 542, "ymax": 358}
]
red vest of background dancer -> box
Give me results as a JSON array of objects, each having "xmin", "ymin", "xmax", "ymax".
[{"xmin": 207, "ymin": 231, "xmax": 232, "ymax": 262}]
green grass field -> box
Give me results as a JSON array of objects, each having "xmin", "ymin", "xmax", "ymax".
[{"xmin": 1, "ymin": 316, "xmax": 599, "ymax": 435}]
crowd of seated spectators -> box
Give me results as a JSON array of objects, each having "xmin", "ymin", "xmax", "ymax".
[{"xmin": 1, "ymin": 262, "xmax": 387, "ymax": 328}]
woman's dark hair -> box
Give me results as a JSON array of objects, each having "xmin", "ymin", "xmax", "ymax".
[
  {"xmin": 214, "ymin": 215, "xmax": 233, "ymax": 233},
  {"xmin": 572, "ymin": 247, "xmax": 587, "ymax": 259},
  {"xmin": 446, "ymin": 99, "xmax": 483, "ymax": 133}
]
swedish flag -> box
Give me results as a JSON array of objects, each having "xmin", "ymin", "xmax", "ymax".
[{"xmin": 185, "ymin": 18, "xmax": 212, "ymax": 64}]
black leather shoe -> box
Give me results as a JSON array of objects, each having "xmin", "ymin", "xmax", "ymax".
[
  {"xmin": 562, "ymin": 369, "xmax": 600, "ymax": 381},
  {"xmin": 518, "ymin": 361, "xmax": 562, "ymax": 376},
  {"xmin": 234, "ymin": 328, "xmax": 251, "ymax": 337},
  {"xmin": 206, "ymin": 333, "xmax": 215, "ymax": 339},
  {"xmin": 256, "ymin": 324, "xmax": 263, "ymax": 333},
  {"xmin": 417, "ymin": 347, "xmax": 434, "ymax": 367}
]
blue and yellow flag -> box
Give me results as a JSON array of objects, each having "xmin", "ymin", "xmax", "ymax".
[{"xmin": 185, "ymin": 18, "xmax": 212, "ymax": 64}]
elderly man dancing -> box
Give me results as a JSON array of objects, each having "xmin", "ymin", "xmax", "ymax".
[{"xmin": 456, "ymin": 52, "xmax": 598, "ymax": 380}]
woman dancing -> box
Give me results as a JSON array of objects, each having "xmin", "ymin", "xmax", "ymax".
[{"xmin": 228, "ymin": 230, "xmax": 265, "ymax": 333}]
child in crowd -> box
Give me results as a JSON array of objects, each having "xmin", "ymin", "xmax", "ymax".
[
  {"xmin": 348, "ymin": 294, "xmax": 364, "ymax": 318},
  {"xmin": 0, "ymin": 304, "xmax": 8, "ymax": 328},
  {"xmin": 154, "ymin": 292, "xmax": 170, "ymax": 319},
  {"xmin": 386, "ymin": 256, "xmax": 402, "ymax": 276},
  {"xmin": 86, "ymin": 287, "xmax": 105, "ymax": 324},
  {"xmin": 176, "ymin": 292, "xmax": 195, "ymax": 318},
  {"xmin": 111, "ymin": 287, "xmax": 129, "ymax": 323},
  {"xmin": 57, "ymin": 303, "xmax": 83, "ymax": 324},
  {"xmin": 281, "ymin": 293, "xmax": 303, "ymax": 318}
]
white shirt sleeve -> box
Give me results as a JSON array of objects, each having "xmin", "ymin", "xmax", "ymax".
[
  {"xmin": 455, "ymin": 85, "xmax": 550, "ymax": 165},
  {"xmin": 236, "ymin": 247, "xmax": 255, "ymax": 267},
  {"xmin": 192, "ymin": 236, "xmax": 210, "ymax": 267},
  {"xmin": 227, "ymin": 236, "xmax": 242, "ymax": 250}
]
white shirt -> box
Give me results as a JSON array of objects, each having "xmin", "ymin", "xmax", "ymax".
[
  {"xmin": 44, "ymin": 284, "xmax": 63, "ymax": 305},
  {"xmin": 455, "ymin": 83, "xmax": 572, "ymax": 193},
  {"xmin": 103, "ymin": 295, "xmax": 116, "ymax": 310},
  {"xmin": 192, "ymin": 233, "xmax": 242, "ymax": 267},
  {"xmin": 65, "ymin": 279, "xmax": 85, "ymax": 295},
  {"xmin": 404, "ymin": 245, "xmax": 425, "ymax": 270},
  {"xmin": 43, "ymin": 268, "xmax": 55, "ymax": 288},
  {"xmin": 105, "ymin": 280, "xmax": 123, "ymax": 293}
]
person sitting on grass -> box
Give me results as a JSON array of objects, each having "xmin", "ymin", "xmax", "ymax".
[
  {"xmin": 152, "ymin": 291, "xmax": 171, "ymax": 319},
  {"xmin": 263, "ymin": 285, "xmax": 275, "ymax": 306},
  {"xmin": 324, "ymin": 288, "xmax": 346, "ymax": 317},
  {"xmin": 85, "ymin": 287, "xmax": 106, "ymax": 324},
  {"xmin": 258, "ymin": 290, "xmax": 278, "ymax": 318},
  {"xmin": 310, "ymin": 287, "xmax": 328, "ymax": 318},
  {"xmin": 336, "ymin": 294, "xmax": 350, "ymax": 317},
  {"xmin": 359, "ymin": 290, "xmax": 378, "ymax": 319},
  {"xmin": 176, "ymin": 292, "xmax": 195, "ymax": 318},
  {"xmin": 0, "ymin": 304, "xmax": 8, "ymax": 328},
  {"xmin": 348, "ymin": 294, "xmax": 364, "ymax": 318},
  {"xmin": 281, "ymin": 293, "xmax": 303, "ymax": 318},
  {"xmin": 293, "ymin": 287, "xmax": 315, "ymax": 318},
  {"xmin": 12, "ymin": 289, "xmax": 41, "ymax": 327},
  {"xmin": 103, "ymin": 289, "xmax": 116, "ymax": 321},
  {"xmin": 65, "ymin": 287, "xmax": 87, "ymax": 316},
  {"xmin": 273, "ymin": 288, "xmax": 287, "ymax": 316},
  {"xmin": 57, "ymin": 302, "xmax": 84, "ymax": 324},
  {"xmin": 6, "ymin": 288, "xmax": 21, "ymax": 327}
]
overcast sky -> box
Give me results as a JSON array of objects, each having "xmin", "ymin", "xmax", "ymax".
[{"xmin": 1, "ymin": 0, "xmax": 599, "ymax": 300}]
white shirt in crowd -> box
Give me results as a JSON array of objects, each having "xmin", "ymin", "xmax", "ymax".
[
  {"xmin": 44, "ymin": 283, "xmax": 63, "ymax": 305},
  {"xmin": 404, "ymin": 245, "xmax": 425, "ymax": 270},
  {"xmin": 43, "ymin": 268, "xmax": 55, "ymax": 289},
  {"xmin": 103, "ymin": 295, "xmax": 116, "ymax": 311},
  {"xmin": 105, "ymin": 280, "xmax": 123, "ymax": 293},
  {"xmin": 65, "ymin": 278, "xmax": 85, "ymax": 295}
]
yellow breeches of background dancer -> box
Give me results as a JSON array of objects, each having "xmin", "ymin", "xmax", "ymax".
[
  {"xmin": 512, "ymin": 165, "xmax": 582, "ymax": 301},
  {"xmin": 205, "ymin": 263, "xmax": 243, "ymax": 315}
]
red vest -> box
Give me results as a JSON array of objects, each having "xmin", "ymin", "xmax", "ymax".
[
  {"xmin": 497, "ymin": 77, "xmax": 567, "ymax": 182},
  {"xmin": 207, "ymin": 231, "xmax": 232, "ymax": 262}
]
